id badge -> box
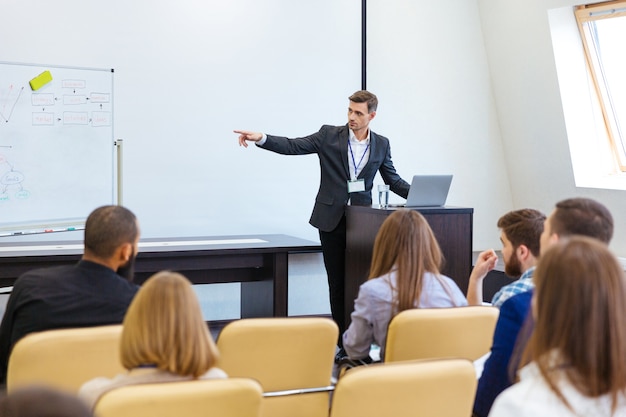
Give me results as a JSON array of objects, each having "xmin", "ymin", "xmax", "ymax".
[{"xmin": 347, "ymin": 179, "xmax": 365, "ymax": 193}]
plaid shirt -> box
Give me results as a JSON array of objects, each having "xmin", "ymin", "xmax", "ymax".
[{"xmin": 490, "ymin": 267, "xmax": 535, "ymax": 308}]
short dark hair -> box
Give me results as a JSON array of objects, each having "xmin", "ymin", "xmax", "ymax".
[
  {"xmin": 84, "ymin": 205, "xmax": 138, "ymax": 258},
  {"xmin": 551, "ymin": 198, "xmax": 613, "ymax": 244},
  {"xmin": 349, "ymin": 90, "xmax": 378, "ymax": 113},
  {"xmin": 497, "ymin": 209, "xmax": 546, "ymax": 257}
]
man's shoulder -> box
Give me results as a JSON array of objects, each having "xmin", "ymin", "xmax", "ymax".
[
  {"xmin": 369, "ymin": 129, "xmax": 390, "ymax": 144},
  {"xmin": 492, "ymin": 278, "xmax": 534, "ymax": 307},
  {"xmin": 319, "ymin": 124, "xmax": 347, "ymax": 135},
  {"xmin": 14, "ymin": 265, "xmax": 74, "ymax": 288},
  {"xmin": 500, "ymin": 290, "xmax": 533, "ymax": 315},
  {"xmin": 111, "ymin": 277, "xmax": 140, "ymax": 294},
  {"xmin": 14, "ymin": 262, "xmax": 136, "ymax": 293},
  {"xmin": 509, "ymin": 288, "xmax": 533, "ymax": 301}
]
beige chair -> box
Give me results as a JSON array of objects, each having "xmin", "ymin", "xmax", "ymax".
[
  {"xmin": 384, "ymin": 306, "xmax": 499, "ymax": 362},
  {"xmin": 94, "ymin": 378, "xmax": 263, "ymax": 417},
  {"xmin": 7, "ymin": 325, "xmax": 124, "ymax": 393},
  {"xmin": 330, "ymin": 358, "xmax": 477, "ymax": 417},
  {"xmin": 216, "ymin": 317, "xmax": 338, "ymax": 417}
]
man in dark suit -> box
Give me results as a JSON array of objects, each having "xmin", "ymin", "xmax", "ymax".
[
  {"xmin": 0, "ymin": 205, "xmax": 140, "ymax": 384},
  {"xmin": 235, "ymin": 91, "xmax": 409, "ymax": 357}
]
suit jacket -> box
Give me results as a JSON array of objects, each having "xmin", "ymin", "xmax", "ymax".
[
  {"xmin": 261, "ymin": 124, "xmax": 409, "ymax": 232},
  {"xmin": 473, "ymin": 290, "xmax": 533, "ymax": 417}
]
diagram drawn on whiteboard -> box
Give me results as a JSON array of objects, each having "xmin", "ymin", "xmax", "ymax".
[
  {"xmin": 0, "ymin": 62, "xmax": 115, "ymax": 233},
  {"xmin": 0, "ymin": 152, "xmax": 29, "ymax": 202},
  {"xmin": 0, "ymin": 84, "xmax": 24, "ymax": 124}
]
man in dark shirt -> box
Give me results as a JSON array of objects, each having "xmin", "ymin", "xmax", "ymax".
[{"xmin": 0, "ymin": 205, "xmax": 141, "ymax": 384}]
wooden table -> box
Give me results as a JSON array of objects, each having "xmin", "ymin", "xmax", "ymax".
[{"xmin": 0, "ymin": 234, "xmax": 321, "ymax": 318}]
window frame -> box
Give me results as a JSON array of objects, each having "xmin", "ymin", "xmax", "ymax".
[{"xmin": 574, "ymin": 0, "xmax": 626, "ymax": 171}]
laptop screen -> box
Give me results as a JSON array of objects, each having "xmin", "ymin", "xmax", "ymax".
[{"xmin": 403, "ymin": 175, "xmax": 453, "ymax": 207}]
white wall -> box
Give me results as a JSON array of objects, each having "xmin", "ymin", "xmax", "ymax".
[
  {"xmin": 367, "ymin": 0, "xmax": 514, "ymax": 250},
  {"xmin": 477, "ymin": 0, "xmax": 626, "ymax": 256},
  {"xmin": 7, "ymin": 0, "xmax": 621, "ymax": 257},
  {"xmin": 1, "ymin": 0, "xmax": 516, "ymax": 252},
  {"xmin": 0, "ymin": 0, "xmax": 361, "ymax": 244}
]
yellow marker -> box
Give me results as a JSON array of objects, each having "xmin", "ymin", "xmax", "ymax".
[{"xmin": 29, "ymin": 70, "xmax": 53, "ymax": 91}]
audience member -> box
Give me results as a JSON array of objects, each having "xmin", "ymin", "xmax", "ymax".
[
  {"xmin": 474, "ymin": 197, "xmax": 614, "ymax": 417},
  {"xmin": 490, "ymin": 237, "xmax": 626, "ymax": 416},
  {"xmin": 0, "ymin": 385, "xmax": 93, "ymax": 417},
  {"xmin": 467, "ymin": 209, "xmax": 545, "ymax": 306},
  {"xmin": 79, "ymin": 271, "xmax": 226, "ymax": 410},
  {"xmin": 0, "ymin": 205, "xmax": 141, "ymax": 384},
  {"xmin": 342, "ymin": 209, "xmax": 467, "ymax": 361}
]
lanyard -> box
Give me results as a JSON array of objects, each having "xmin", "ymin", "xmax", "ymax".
[{"xmin": 348, "ymin": 140, "xmax": 369, "ymax": 178}]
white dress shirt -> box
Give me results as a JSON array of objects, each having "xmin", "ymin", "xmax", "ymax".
[{"xmin": 489, "ymin": 361, "xmax": 626, "ymax": 417}]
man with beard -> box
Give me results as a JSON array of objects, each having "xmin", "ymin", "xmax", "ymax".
[
  {"xmin": 235, "ymin": 90, "xmax": 409, "ymax": 360},
  {"xmin": 472, "ymin": 198, "xmax": 614, "ymax": 417},
  {"xmin": 0, "ymin": 205, "xmax": 140, "ymax": 384},
  {"xmin": 466, "ymin": 209, "xmax": 545, "ymax": 307}
]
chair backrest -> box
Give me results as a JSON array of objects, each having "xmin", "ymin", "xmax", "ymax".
[
  {"xmin": 216, "ymin": 317, "xmax": 338, "ymax": 417},
  {"xmin": 330, "ymin": 359, "xmax": 477, "ymax": 417},
  {"xmin": 94, "ymin": 378, "xmax": 263, "ymax": 417},
  {"xmin": 7, "ymin": 325, "xmax": 124, "ymax": 393},
  {"xmin": 384, "ymin": 306, "xmax": 499, "ymax": 362}
]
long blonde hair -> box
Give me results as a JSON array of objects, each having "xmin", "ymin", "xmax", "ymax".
[
  {"xmin": 524, "ymin": 236, "xmax": 626, "ymax": 413},
  {"xmin": 120, "ymin": 271, "xmax": 219, "ymax": 377},
  {"xmin": 369, "ymin": 209, "xmax": 446, "ymax": 313}
]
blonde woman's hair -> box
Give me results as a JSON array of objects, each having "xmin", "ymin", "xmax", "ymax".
[
  {"xmin": 369, "ymin": 209, "xmax": 448, "ymax": 313},
  {"xmin": 120, "ymin": 271, "xmax": 219, "ymax": 376},
  {"xmin": 524, "ymin": 236, "xmax": 626, "ymax": 413}
]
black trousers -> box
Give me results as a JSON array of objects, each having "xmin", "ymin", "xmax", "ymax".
[{"xmin": 318, "ymin": 215, "xmax": 347, "ymax": 346}]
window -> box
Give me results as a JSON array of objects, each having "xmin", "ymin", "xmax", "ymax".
[{"xmin": 575, "ymin": 1, "xmax": 626, "ymax": 170}]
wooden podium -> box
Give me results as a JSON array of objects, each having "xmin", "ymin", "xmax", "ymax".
[{"xmin": 344, "ymin": 205, "xmax": 473, "ymax": 326}]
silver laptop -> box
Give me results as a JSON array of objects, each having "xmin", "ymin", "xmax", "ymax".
[{"xmin": 403, "ymin": 175, "xmax": 453, "ymax": 207}]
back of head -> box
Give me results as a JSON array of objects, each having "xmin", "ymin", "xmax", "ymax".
[
  {"xmin": 497, "ymin": 208, "xmax": 545, "ymax": 257},
  {"xmin": 529, "ymin": 236, "xmax": 626, "ymax": 406},
  {"xmin": 349, "ymin": 90, "xmax": 378, "ymax": 113},
  {"xmin": 120, "ymin": 271, "xmax": 219, "ymax": 377},
  {"xmin": 84, "ymin": 205, "xmax": 139, "ymax": 259},
  {"xmin": 550, "ymin": 198, "xmax": 613, "ymax": 243},
  {"xmin": 0, "ymin": 386, "xmax": 93, "ymax": 417},
  {"xmin": 369, "ymin": 209, "xmax": 443, "ymax": 312}
]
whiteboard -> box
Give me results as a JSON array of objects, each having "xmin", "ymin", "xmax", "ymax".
[
  {"xmin": 0, "ymin": 0, "xmax": 361, "ymax": 243},
  {"xmin": 0, "ymin": 62, "xmax": 115, "ymax": 235}
]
